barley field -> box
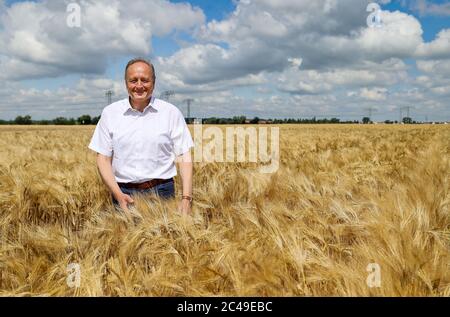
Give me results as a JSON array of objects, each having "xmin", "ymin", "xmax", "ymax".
[{"xmin": 0, "ymin": 124, "xmax": 449, "ymax": 296}]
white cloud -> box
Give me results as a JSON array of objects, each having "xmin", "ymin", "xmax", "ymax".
[
  {"xmin": 415, "ymin": 29, "xmax": 450, "ymax": 59},
  {"xmin": 417, "ymin": 59, "xmax": 450, "ymax": 76},
  {"xmin": 359, "ymin": 87, "xmax": 388, "ymax": 101},
  {"xmin": 430, "ymin": 85, "xmax": 450, "ymax": 96},
  {"xmin": 0, "ymin": 76, "xmax": 128, "ymax": 119},
  {"xmin": 277, "ymin": 59, "xmax": 408, "ymax": 95},
  {"xmin": 409, "ymin": 0, "xmax": 450, "ymax": 17},
  {"xmin": 415, "ymin": 59, "xmax": 450, "ymax": 97},
  {"xmin": 158, "ymin": 1, "xmax": 425, "ymax": 88},
  {"xmin": 156, "ymin": 41, "xmax": 285, "ymax": 86},
  {"xmin": 157, "ymin": 65, "xmax": 268, "ymax": 94},
  {"xmin": 0, "ymin": 0, "xmax": 449, "ymax": 122},
  {"xmin": 0, "ymin": 0, "xmax": 205, "ymax": 79},
  {"xmin": 151, "ymin": 0, "xmax": 449, "ymax": 121}
]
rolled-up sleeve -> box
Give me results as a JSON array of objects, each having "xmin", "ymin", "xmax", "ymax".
[
  {"xmin": 171, "ymin": 109, "xmax": 194, "ymax": 156},
  {"xmin": 88, "ymin": 110, "xmax": 113, "ymax": 157}
]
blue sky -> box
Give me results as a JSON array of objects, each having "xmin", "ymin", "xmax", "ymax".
[
  {"xmin": 171, "ymin": 0, "xmax": 236, "ymax": 22},
  {"xmin": 384, "ymin": 0, "xmax": 450, "ymax": 41},
  {"xmin": 0, "ymin": 0, "xmax": 449, "ymax": 121}
]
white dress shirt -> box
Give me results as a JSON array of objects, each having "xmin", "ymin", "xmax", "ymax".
[{"xmin": 88, "ymin": 97, "xmax": 194, "ymax": 183}]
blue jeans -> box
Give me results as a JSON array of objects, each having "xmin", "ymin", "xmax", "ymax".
[{"xmin": 112, "ymin": 179, "xmax": 175, "ymax": 206}]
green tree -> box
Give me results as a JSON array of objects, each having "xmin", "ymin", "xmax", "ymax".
[
  {"xmin": 92, "ymin": 116, "xmax": 101, "ymax": 124},
  {"xmin": 362, "ymin": 117, "xmax": 371, "ymax": 124},
  {"xmin": 232, "ymin": 116, "xmax": 246, "ymax": 124},
  {"xmin": 77, "ymin": 115, "xmax": 92, "ymax": 125},
  {"xmin": 250, "ymin": 117, "xmax": 260, "ymax": 124},
  {"xmin": 402, "ymin": 117, "xmax": 412, "ymax": 124},
  {"xmin": 14, "ymin": 115, "xmax": 32, "ymax": 125},
  {"xmin": 53, "ymin": 117, "xmax": 75, "ymax": 125}
]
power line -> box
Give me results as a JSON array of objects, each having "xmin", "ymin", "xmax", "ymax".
[
  {"xmin": 401, "ymin": 106, "xmax": 412, "ymax": 118},
  {"xmin": 364, "ymin": 107, "xmax": 377, "ymax": 119},
  {"xmin": 105, "ymin": 90, "xmax": 114, "ymax": 105},
  {"xmin": 183, "ymin": 98, "xmax": 194, "ymax": 119},
  {"xmin": 160, "ymin": 90, "xmax": 175, "ymax": 102}
]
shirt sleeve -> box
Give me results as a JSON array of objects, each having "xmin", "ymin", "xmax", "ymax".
[
  {"xmin": 88, "ymin": 110, "xmax": 113, "ymax": 157},
  {"xmin": 171, "ymin": 108, "xmax": 194, "ymax": 156}
]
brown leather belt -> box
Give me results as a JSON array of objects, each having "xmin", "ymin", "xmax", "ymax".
[{"xmin": 118, "ymin": 178, "xmax": 173, "ymax": 190}]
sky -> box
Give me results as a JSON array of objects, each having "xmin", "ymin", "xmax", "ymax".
[{"xmin": 0, "ymin": 0, "xmax": 449, "ymax": 121}]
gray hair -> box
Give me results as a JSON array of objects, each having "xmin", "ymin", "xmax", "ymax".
[{"xmin": 124, "ymin": 57, "xmax": 156, "ymax": 84}]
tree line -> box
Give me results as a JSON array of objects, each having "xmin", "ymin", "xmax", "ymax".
[
  {"xmin": 0, "ymin": 115, "xmax": 423, "ymax": 125},
  {"xmin": 191, "ymin": 116, "xmax": 354, "ymax": 124},
  {"xmin": 0, "ymin": 115, "xmax": 100, "ymax": 125}
]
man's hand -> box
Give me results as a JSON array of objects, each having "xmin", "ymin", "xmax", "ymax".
[
  {"xmin": 176, "ymin": 151, "xmax": 193, "ymax": 216},
  {"xmin": 114, "ymin": 192, "xmax": 135, "ymax": 212},
  {"xmin": 96, "ymin": 154, "xmax": 134, "ymax": 215},
  {"xmin": 178, "ymin": 198, "xmax": 192, "ymax": 215}
]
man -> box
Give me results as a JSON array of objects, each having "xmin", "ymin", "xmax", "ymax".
[{"xmin": 88, "ymin": 58, "xmax": 194, "ymax": 215}]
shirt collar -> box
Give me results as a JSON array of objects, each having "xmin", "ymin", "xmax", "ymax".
[{"xmin": 124, "ymin": 96, "xmax": 158, "ymax": 114}]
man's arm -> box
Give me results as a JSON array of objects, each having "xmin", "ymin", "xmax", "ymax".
[
  {"xmin": 96, "ymin": 153, "xmax": 134, "ymax": 211},
  {"xmin": 176, "ymin": 151, "xmax": 193, "ymax": 214}
]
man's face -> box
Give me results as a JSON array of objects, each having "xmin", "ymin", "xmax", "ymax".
[{"xmin": 125, "ymin": 62, "xmax": 155, "ymax": 103}]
